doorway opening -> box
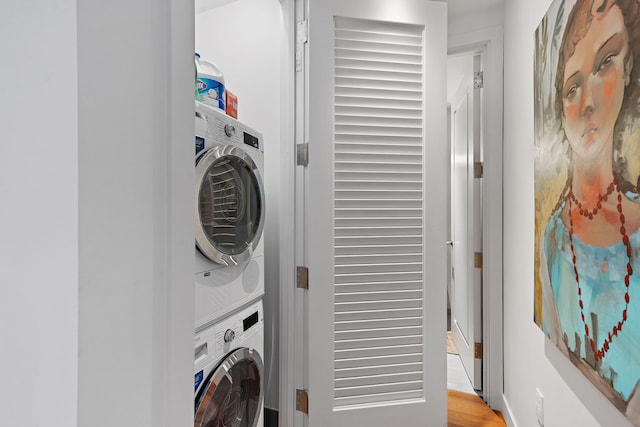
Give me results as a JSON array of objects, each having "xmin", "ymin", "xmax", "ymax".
[{"xmin": 447, "ymin": 49, "xmax": 483, "ymax": 397}]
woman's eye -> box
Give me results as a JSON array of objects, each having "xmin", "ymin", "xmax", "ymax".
[
  {"xmin": 566, "ymin": 85, "xmax": 578, "ymax": 100},
  {"xmin": 598, "ymin": 53, "xmax": 616, "ymax": 72}
]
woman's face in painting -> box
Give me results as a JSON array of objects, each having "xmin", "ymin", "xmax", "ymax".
[{"xmin": 562, "ymin": 2, "xmax": 632, "ymax": 164}]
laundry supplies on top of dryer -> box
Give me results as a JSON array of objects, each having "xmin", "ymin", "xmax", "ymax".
[{"xmin": 195, "ymin": 53, "xmax": 225, "ymax": 111}]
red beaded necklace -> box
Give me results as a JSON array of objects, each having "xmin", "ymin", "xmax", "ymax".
[
  {"xmin": 568, "ymin": 179, "xmax": 615, "ymax": 219},
  {"xmin": 568, "ymin": 174, "xmax": 632, "ymax": 361}
]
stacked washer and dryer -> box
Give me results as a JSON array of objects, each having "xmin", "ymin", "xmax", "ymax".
[{"xmin": 193, "ymin": 100, "xmax": 266, "ymax": 427}]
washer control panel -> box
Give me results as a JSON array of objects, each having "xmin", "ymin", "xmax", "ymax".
[
  {"xmin": 212, "ymin": 301, "xmax": 263, "ymax": 354},
  {"xmin": 193, "ymin": 300, "xmax": 264, "ymax": 384}
]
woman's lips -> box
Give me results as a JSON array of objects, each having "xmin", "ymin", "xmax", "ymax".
[{"xmin": 582, "ymin": 127, "xmax": 598, "ymax": 138}]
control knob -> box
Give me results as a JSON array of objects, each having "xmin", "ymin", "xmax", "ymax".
[
  {"xmin": 224, "ymin": 124, "xmax": 236, "ymax": 137},
  {"xmin": 223, "ymin": 329, "xmax": 235, "ymax": 343}
]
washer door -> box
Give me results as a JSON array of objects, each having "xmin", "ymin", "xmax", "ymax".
[
  {"xmin": 194, "ymin": 347, "xmax": 264, "ymax": 427},
  {"xmin": 195, "ymin": 145, "xmax": 265, "ymax": 266}
]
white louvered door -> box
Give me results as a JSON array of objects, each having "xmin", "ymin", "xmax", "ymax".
[{"xmin": 302, "ymin": 1, "xmax": 447, "ymax": 426}]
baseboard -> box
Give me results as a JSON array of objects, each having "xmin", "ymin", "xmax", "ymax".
[
  {"xmin": 265, "ymin": 407, "xmax": 279, "ymax": 427},
  {"xmin": 501, "ymin": 394, "xmax": 518, "ymax": 427}
]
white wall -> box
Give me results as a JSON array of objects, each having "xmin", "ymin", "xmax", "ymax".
[
  {"xmin": 448, "ymin": 3, "xmax": 504, "ymax": 38},
  {"xmin": 195, "ymin": 0, "xmax": 283, "ymax": 411},
  {"xmin": 503, "ymin": 1, "xmax": 634, "ymax": 426},
  {"xmin": 0, "ymin": 1, "xmax": 79, "ymax": 425},
  {"xmin": 1, "ymin": 1, "xmax": 194, "ymax": 426},
  {"xmin": 76, "ymin": 0, "xmax": 194, "ymax": 425}
]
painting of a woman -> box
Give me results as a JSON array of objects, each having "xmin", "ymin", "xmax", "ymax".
[{"xmin": 535, "ymin": 0, "xmax": 640, "ymax": 421}]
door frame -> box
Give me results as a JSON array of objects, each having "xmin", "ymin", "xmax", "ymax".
[
  {"xmin": 448, "ymin": 26, "xmax": 504, "ymax": 410},
  {"xmin": 278, "ymin": 1, "xmax": 298, "ymax": 427}
]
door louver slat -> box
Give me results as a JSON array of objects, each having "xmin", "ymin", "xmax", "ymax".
[
  {"xmin": 335, "ymin": 318, "xmax": 423, "ymax": 333},
  {"xmin": 335, "ymin": 77, "xmax": 423, "ymax": 92},
  {"xmin": 335, "ymin": 39, "xmax": 423, "ymax": 55},
  {"xmin": 335, "ymin": 390, "xmax": 424, "ymax": 408},
  {"xmin": 336, "ymin": 371, "xmax": 423, "ymax": 389},
  {"xmin": 335, "ymin": 208, "xmax": 422, "ymax": 218},
  {"xmin": 333, "ymin": 16, "xmax": 424, "ymax": 409},
  {"xmin": 334, "ymin": 29, "xmax": 421, "ymax": 46},
  {"xmin": 335, "ymin": 334, "xmax": 423, "ymax": 350},
  {"xmin": 336, "ymin": 328, "xmax": 423, "ymax": 343},
  {"xmin": 335, "ymin": 273, "xmax": 423, "ymax": 285},
  {"xmin": 336, "ymin": 219, "xmax": 423, "ymax": 228},
  {"xmin": 335, "ymin": 254, "xmax": 423, "ymax": 265},
  {"xmin": 336, "ymin": 105, "xmax": 423, "ymax": 118},
  {"xmin": 335, "ymin": 361, "xmax": 423, "ymax": 379},
  {"xmin": 335, "ymin": 344, "xmax": 423, "ymax": 360},
  {"xmin": 335, "ymin": 144, "xmax": 423, "ymax": 155},
  {"xmin": 335, "ymin": 299, "xmax": 423, "ymax": 312},
  {"xmin": 335, "ymin": 96, "xmax": 422, "ymax": 109},
  {"xmin": 335, "ymin": 282, "xmax": 423, "ymax": 293}
]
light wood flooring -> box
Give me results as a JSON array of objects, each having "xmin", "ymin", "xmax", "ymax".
[
  {"xmin": 448, "ymin": 389, "xmax": 506, "ymax": 427},
  {"xmin": 447, "ymin": 340, "xmax": 505, "ymax": 426}
]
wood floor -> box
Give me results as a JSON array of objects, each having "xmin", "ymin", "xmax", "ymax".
[{"xmin": 448, "ymin": 389, "xmax": 506, "ymax": 427}]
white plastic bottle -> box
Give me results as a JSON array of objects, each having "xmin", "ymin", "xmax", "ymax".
[
  {"xmin": 195, "ymin": 53, "xmax": 225, "ymax": 111},
  {"xmin": 194, "ymin": 53, "xmax": 201, "ymax": 101}
]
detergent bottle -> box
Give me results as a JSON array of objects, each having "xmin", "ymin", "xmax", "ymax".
[{"xmin": 195, "ymin": 53, "xmax": 225, "ymax": 111}]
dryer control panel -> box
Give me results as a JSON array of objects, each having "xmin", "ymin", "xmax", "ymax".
[
  {"xmin": 212, "ymin": 118, "xmax": 262, "ymax": 153},
  {"xmin": 195, "ymin": 100, "xmax": 263, "ymax": 154}
]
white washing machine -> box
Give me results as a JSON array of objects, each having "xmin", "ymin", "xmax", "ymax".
[
  {"xmin": 194, "ymin": 300, "xmax": 264, "ymax": 427},
  {"xmin": 195, "ymin": 101, "xmax": 265, "ymax": 330}
]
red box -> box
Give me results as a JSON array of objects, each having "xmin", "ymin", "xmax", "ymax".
[{"xmin": 225, "ymin": 90, "xmax": 238, "ymax": 119}]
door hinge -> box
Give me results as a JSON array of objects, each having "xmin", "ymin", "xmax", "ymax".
[
  {"xmin": 297, "ymin": 266, "xmax": 309, "ymax": 290},
  {"xmin": 295, "ymin": 20, "xmax": 308, "ymax": 72},
  {"xmin": 297, "ymin": 143, "xmax": 309, "ymax": 166},
  {"xmin": 296, "ymin": 389, "xmax": 309, "ymax": 414},
  {"xmin": 474, "ymin": 252, "xmax": 483, "ymax": 269},
  {"xmin": 474, "ymin": 71, "xmax": 484, "ymax": 89},
  {"xmin": 474, "ymin": 342, "xmax": 483, "ymax": 359},
  {"xmin": 296, "ymin": 20, "xmax": 308, "ymax": 44},
  {"xmin": 474, "ymin": 162, "xmax": 484, "ymax": 178}
]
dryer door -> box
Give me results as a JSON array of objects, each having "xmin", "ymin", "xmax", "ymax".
[
  {"xmin": 194, "ymin": 347, "xmax": 264, "ymax": 427},
  {"xmin": 195, "ymin": 145, "xmax": 265, "ymax": 266}
]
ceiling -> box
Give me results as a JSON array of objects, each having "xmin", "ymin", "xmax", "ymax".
[{"xmin": 445, "ymin": 0, "xmax": 505, "ymax": 16}]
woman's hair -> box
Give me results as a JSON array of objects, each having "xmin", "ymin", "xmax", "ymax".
[
  {"xmin": 555, "ymin": 0, "xmax": 640, "ymax": 188},
  {"xmin": 554, "ymin": 0, "xmax": 640, "ymax": 186},
  {"xmin": 555, "ymin": 0, "xmax": 640, "ymax": 121}
]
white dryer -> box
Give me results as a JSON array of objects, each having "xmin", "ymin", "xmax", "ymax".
[
  {"xmin": 194, "ymin": 101, "xmax": 265, "ymax": 330},
  {"xmin": 194, "ymin": 300, "xmax": 264, "ymax": 427}
]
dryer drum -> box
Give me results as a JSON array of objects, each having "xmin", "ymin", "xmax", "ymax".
[
  {"xmin": 195, "ymin": 144, "xmax": 265, "ymax": 266},
  {"xmin": 194, "ymin": 347, "xmax": 264, "ymax": 427}
]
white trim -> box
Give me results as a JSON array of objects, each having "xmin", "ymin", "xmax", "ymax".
[
  {"xmin": 162, "ymin": 0, "xmax": 196, "ymax": 424},
  {"xmin": 293, "ymin": 0, "xmax": 308, "ymax": 424},
  {"xmin": 295, "ymin": 0, "xmax": 309, "ymax": 425},
  {"xmin": 279, "ymin": 0, "xmax": 298, "ymax": 426},
  {"xmin": 502, "ymin": 394, "xmax": 519, "ymax": 427},
  {"xmin": 448, "ymin": 24, "xmax": 504, "ymax": 411}
]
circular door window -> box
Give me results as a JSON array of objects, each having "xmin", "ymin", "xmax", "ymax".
[
  {"xmin": 195, "ymin": 145, "xmax": 265, "ymax": 266},
  {"xmin": 194, "ymin": 348, "xmax": 263, "ymax": 427}
]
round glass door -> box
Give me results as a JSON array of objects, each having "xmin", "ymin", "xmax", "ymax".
[
  {"xmin": 195, "ymin": 145, "xmax": 265, "ymax": 266},
  {"xmin": 194, "ymin": 348, "xmax": 263, "ymax": 427}
]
